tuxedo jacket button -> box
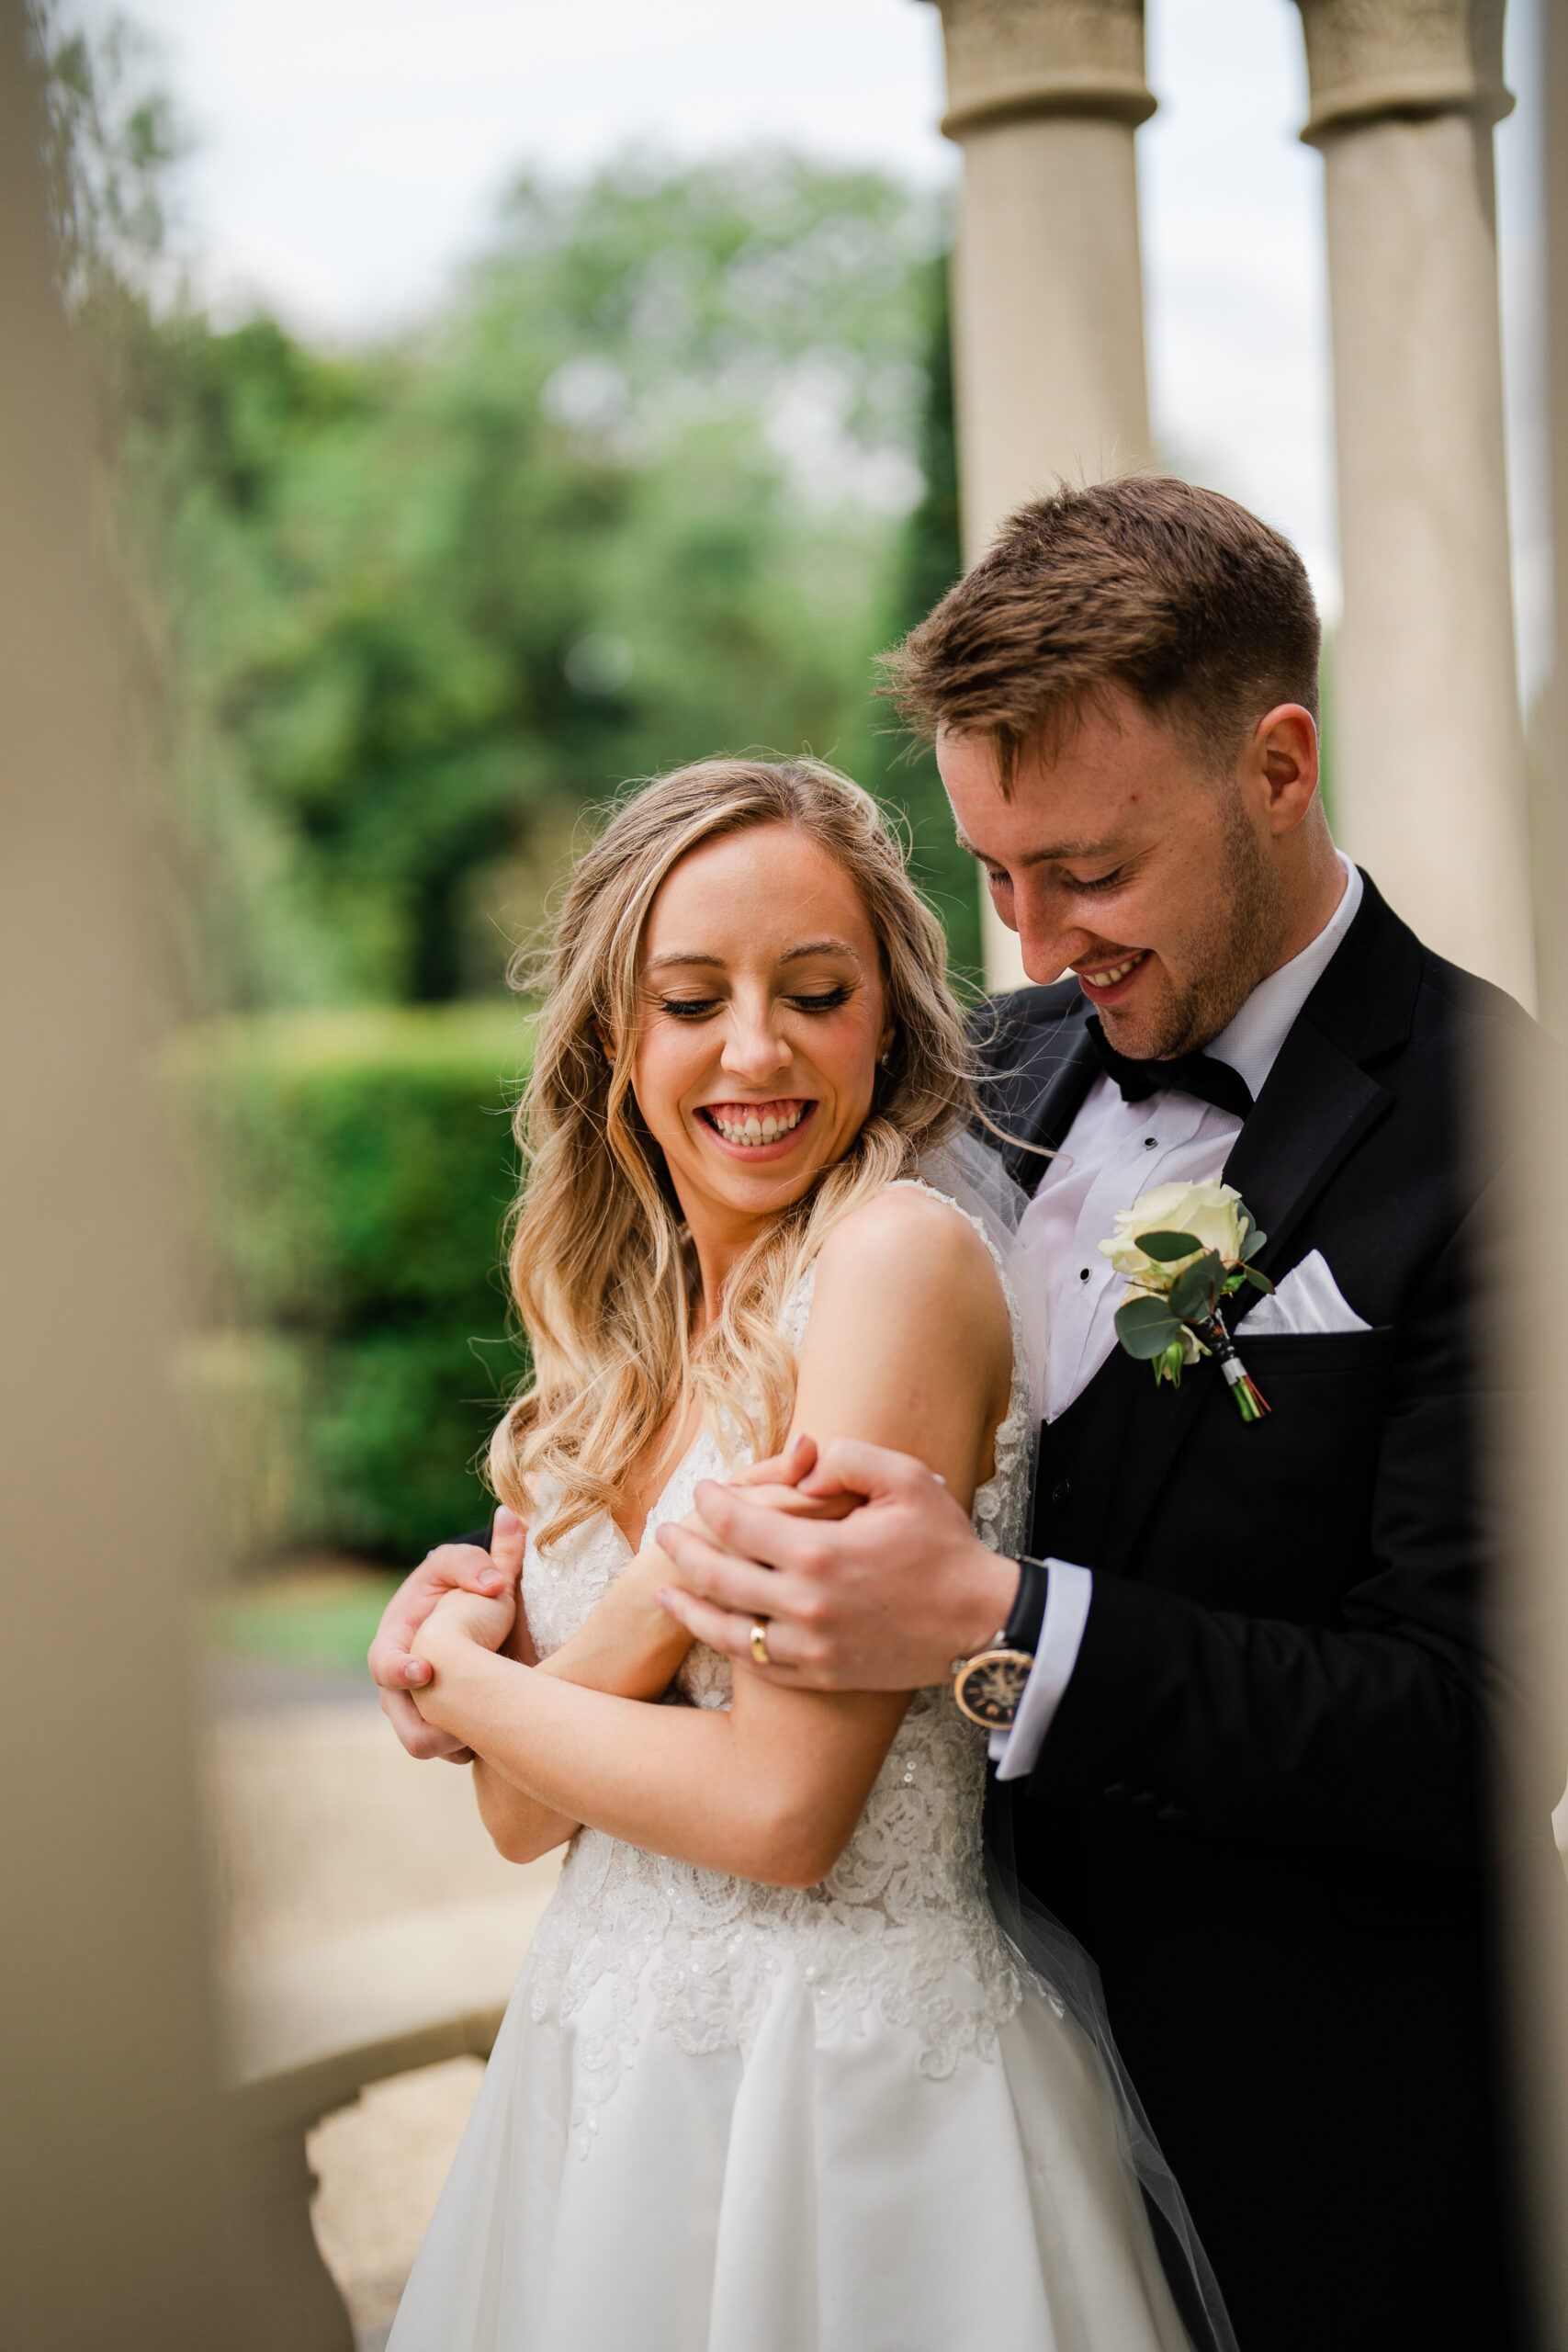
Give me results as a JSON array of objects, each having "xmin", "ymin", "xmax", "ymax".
[{"xmin": 1050, "ymin": 1476, "xmax": 1072, "ymax": 1509}]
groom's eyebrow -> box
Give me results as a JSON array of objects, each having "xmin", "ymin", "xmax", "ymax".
[{"xmin": 953, "ymin": 828, "xmax": 1120, "ymax": 868}]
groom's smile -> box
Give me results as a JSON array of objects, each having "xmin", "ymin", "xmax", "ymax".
[{"xmin": 1072, "ymin": 947, "xmax": 1151, "ymax": 1005}]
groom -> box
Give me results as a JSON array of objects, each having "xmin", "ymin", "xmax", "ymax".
[{"xmin": 649, "ymin": 480, "xmax": 1557, "ymax": 2349}]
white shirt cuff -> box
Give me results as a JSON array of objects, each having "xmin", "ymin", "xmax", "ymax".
[{"xmin": 988, "ymin": 1559, "xmax": 1094, "ymax": 1781}]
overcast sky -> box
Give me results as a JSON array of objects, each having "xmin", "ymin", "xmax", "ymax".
[{"xmin": 75, "ymin": 0, "xmax": 1551, "ymax": 685}]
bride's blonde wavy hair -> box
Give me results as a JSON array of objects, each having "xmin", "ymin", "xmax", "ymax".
[{"xmin": 489, "ymin": 756, "xmax": 976, "ymax": 1541}]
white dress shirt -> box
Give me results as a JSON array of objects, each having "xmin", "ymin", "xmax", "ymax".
[{"xmin": 990, "ymin": 854, "xmax": 1363, "ymax": 1781}]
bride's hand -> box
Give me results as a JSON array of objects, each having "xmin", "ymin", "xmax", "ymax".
[
  {"xmin": 728, "ymin": 1430, "xmax": 818, "ymax": 1486},
  {"xmin": 411, "ymin": 1577, "xmax": 518, "ymax": 1678},
  {"xmin": 656, "ymin": 1445, "xmax": 863, "ymax": 1633},
  {"xmin": 694, "ymin": 1480, "xmax": 860, "ymax": 1526},
  {"xmin": 371, "ymin": 1504, "xmax": 525, "ymax": 1758},
  {"xmin": 722, "ymin": 1430, "xmax": 862, "ymax": 1523},
  {"xmin": 557, "ymin": 1479, "xmax": 853, "ymax": 1676}
]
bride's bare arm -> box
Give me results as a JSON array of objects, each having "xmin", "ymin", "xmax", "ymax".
[
  {"xmin": 468, "ymin": 1540, "xmax": 690, "ymax": 1860},
  {"xmin": 471, "ymin": 1457, "xmax": 851, "ymax": 1861},
  {"xmin": 416, "ymin": 1190, "xmax": 1012, "ymax": 1886}
]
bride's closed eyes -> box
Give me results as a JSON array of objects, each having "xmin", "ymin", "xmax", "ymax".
[{"xmin": 655, "ymin": 984, "xmax": 856, "ymax": 1021}]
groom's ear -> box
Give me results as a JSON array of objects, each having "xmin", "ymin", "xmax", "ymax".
[{"xmin": 1251, "ymin": 705, "xmax": 1320, "ymax": 832}]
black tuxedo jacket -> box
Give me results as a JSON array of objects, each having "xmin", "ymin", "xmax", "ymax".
[{"xmin": 976, "ymin": 874, "xmax": 1557, "ymax": 2351}]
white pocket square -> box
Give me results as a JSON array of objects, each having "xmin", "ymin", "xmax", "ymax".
[{"xmin": 1235, "ymin": 1248, "xmax": 1371, "ymax": 1338}]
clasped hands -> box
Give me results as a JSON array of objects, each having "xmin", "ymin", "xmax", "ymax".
[
  {"xmin": 367, "ymin": 1436, "xmax": 852, "ymax": 1762},
  {"xmin": 368, "ymin": 1432, "xmax": 1013, "ymax": 1763}
]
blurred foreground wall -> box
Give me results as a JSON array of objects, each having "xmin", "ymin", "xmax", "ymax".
[
  {"xmin": 1505, "ymin": 6, "xmax": 1568, "ymax": 2342},
  {"xmin": 0, "ymin": 6, "xmax": 253, "ymax": 2341}
]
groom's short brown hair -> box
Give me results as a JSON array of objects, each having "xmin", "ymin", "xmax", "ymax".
[{"xmin": 884, "ymin": 477, "xmax": 1321, "ymax": 791}]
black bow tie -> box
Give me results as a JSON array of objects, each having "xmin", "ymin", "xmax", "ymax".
[{"xmin": 1087, "ymin": 1015, "xmax": 1255, "ymax": 1120}]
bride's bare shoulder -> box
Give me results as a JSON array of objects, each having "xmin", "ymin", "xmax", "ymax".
[
  {"xmin": 811, "ymin": 1182, "xmax": 1009, "ymax": 1334},
  {"xmin": 796, "ymin": 1187, "xmax": 1014, "ymax": 1463}
]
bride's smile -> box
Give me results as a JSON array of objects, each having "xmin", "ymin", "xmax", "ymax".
[{"xmin": 697, "ymin": 1096, "xmax": 818, "ymax": 1154}]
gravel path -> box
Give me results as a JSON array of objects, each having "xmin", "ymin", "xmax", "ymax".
[{"xmin": 207, "ymin": 1686, "xmax": 558, "ymax": 2346}]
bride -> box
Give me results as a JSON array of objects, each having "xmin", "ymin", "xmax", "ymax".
[{"xmin": 386, "ymin": 757, "xmax": 1212, "ymax": 2352}]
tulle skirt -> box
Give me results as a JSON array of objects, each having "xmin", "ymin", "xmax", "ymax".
[{"xmin": 386, "ymin": 1932, "xmax": 1193, "ymax": 2352}]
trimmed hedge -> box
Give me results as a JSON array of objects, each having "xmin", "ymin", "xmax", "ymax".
[{"xmin": 170, "ymin": 1004, "xmax": 533, "ymax": 1562}]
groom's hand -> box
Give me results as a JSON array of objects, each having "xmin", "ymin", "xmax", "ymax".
[{"xmin": 654, "ymin": 1438, "xmax": 1018, "ymax": 1690}]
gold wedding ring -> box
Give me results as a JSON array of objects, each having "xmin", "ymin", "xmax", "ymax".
[{"xmin": 750, "ymin": 1620, "xmax": 773, "ymax": 1668}]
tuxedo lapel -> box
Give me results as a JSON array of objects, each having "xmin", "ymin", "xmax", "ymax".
[
  {"xmin": 1029, "ymin": 1005, "xmax": 1100, "ymax": 1155},
  {"xmin": 1098, "ymin": 1033, "xmax": 1391, "ymax": 1571},
  {"xmin": 1099, "ymin": 875, "xmax": 1420, "ymax": 1573},
  {"xmin": 975, "ymin": 985, "xmax": 1100, "ymax": 1188},
  {"xmin": 1222, "ymin": 1020, "xmax": 1389, "ymax": 1278},
  {"xmin": 1224, "ymin": 873, "xmax": 1417, "ymax": 1274}
]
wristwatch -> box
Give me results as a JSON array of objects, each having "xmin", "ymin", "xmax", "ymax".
[{"xmin": 951, "ymin": 1557, "xmax": 1049, "ymax": 1730}]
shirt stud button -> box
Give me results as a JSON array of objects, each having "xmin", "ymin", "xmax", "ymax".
[
  {"xmin": 1144, "ymin": 1136, "xmax": 1157, "ymax": 1148},
  {"xmin": 1078, "ymin": 1266, "xmax": 1091, "ymax": 1283}
]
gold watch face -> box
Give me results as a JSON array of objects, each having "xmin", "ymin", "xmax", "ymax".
[{"xmin": 953, "ymin": 1646, "xmax": 1033, "ymax": 1729}]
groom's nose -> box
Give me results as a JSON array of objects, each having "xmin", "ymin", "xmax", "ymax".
[{"xmin": 1005, "ymin": 871, "xmax": 1100, "ymax": 986}]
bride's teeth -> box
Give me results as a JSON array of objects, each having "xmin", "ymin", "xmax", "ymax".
[{"xmin": 707, "ymin": 1102, "xmax": 807, "ymax": 1144}]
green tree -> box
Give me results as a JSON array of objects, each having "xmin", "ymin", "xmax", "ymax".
[
  {"xmin": 35, "ymin": 14, "xmax": 981, "ymax": 1012},
  {"xmin": 33, "ymin": 11, "xmax": 991, "ymax": 1564},
  {"xmin": 110, "ymin": 152, "xmax": 953, "ymax": 1006},
  {"xmin": 863, "ymin": 257, "xmax": 981, "ymax": 988}
]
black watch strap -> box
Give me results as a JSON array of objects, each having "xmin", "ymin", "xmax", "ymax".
[{"xmin": 1001, "ymin": 1555, "xmax": 1049, "ymax": 1657}]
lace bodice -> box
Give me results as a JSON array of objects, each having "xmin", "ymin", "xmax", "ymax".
[{"xmin": 521, "ymin": 1184, "xmax": 1036, "ymax": 2155}]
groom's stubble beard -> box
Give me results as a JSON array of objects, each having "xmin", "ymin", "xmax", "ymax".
[{"xmin": 1111, "ymin": 784, "xmax": 1284, "ymax": 1062}]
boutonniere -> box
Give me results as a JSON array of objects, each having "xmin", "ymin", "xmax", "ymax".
[{"xmin": 1100, "ymin": 1181, "xmax": 1275, "ymax": 1423}]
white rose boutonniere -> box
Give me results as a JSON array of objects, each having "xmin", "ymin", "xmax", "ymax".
[{"xmin": 1100, "ymin": 1180, "xmax": 1275, "ymax": 1422}]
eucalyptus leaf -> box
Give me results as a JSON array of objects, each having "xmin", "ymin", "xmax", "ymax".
[
  {"xmin": 1168, "ymin": 1251, "xmax": 1224, "ymax": 1320},
  {"xmin": 1116, "ymin": 1294, "xmax": 1182, "ymax": 1360},
  {"xmin": 1238, "ymin": 1226, "xmax": 1268, "ymax": 1261},
  {"xmin": 1239, "ymin": 1264, "xmax": 1275, "ymax": 1292},
  {"xmin": 1134, "ymin": 1229, "xmax": 1202, "ymax": 1264}
]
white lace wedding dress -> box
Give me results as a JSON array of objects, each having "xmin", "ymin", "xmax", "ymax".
[{"xmin": 388, "ymin": 1191, "xmax": 1192, "ymax": 2352}]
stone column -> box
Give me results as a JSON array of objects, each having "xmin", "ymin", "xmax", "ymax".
[
  {"xmin": 1, "ymin": 4, "xmax": 256, "ymax": 2341},
  {"xmin": 1297, "ymin": 0, "xmax": 1535, "ymax": 1007},
  {"xmin": 928, "ymin": 0, "xmax": 1156, "ymax": 989}
]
